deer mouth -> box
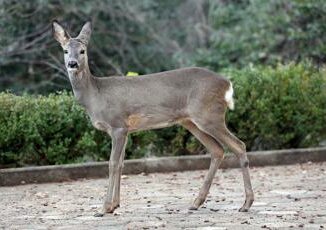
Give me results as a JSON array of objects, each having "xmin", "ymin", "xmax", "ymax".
[
  {"xmin": 67, "ymin": 66, "xmax": 79, "ymax": 72},
  {"xmin": 67, "ymin": 61, "xmax": 79, "ymax": 71}
]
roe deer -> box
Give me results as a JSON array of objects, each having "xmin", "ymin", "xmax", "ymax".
[{"xmin": 52, "ymin": 20, "xmax": 254, "ymax": 216}]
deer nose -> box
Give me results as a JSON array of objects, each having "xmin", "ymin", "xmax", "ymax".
[{"xmin": 68, "ymin": 61, "xmax": 78, "ymax": 68}]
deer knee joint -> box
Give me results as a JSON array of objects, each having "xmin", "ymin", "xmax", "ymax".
[
  {"xmin": 240, "ymin": 158, "xmax": 249, "ymax": 168},
  {"xmin": 212, "ymin": 149, "xmax": 224, "ymax": 160},
  {"xmin": 239, "ymin": 141, "xmax": 246, "ymax": 153},
  {"xmin": 109, "ymin": 161, "xmax": 121, "ymax": 172}
]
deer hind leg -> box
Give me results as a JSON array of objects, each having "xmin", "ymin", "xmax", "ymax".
[
  {"xmin": 192, "ymin": 119, "xmax": 254, "ymax": 212},
  {"xmin": 217, "ymin": 128, "xmax": 254, "ymax": 211},
  {"xmin": 181, "ymin": 120, "xmax": 224, "ymax": 210}
]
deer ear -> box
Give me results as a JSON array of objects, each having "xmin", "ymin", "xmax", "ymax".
[
  {"xmin": 76, "ymin": 21, "xmax": 92, "ymax": 45},
  {"xmin": 52, "ymin": 20, "xmax": 70, "ymax": 46}
]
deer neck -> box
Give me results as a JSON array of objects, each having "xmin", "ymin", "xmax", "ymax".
[{"xmin": 67, "ymin": 63, "xmax": 96, "ymax": 108}]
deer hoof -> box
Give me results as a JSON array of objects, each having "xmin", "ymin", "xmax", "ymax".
[
  {"xmin": 106, "ymin": 206, "xmax": 116, "ymax": 213},
  {"xmin": 238, "ymin": 206, "xmax": 249, "ymax": 212},
  {"xmin": 103, "ymin": 201, "xmax": 119, "ymax": 213},
  {"xmin": 188, "ymin": 205, "xmax": 198, "ymax": 210},
  {"xmin": 238, "ymin": 198, "xmax": 254, "ymax": 212},
  {"xmin": 189, "ymin": 197, "xmax": 204, "ymax": 210}
]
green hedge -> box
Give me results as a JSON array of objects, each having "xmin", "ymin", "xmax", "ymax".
[
  {"xmin": 0, "ymin": 92, "xmax": 192, "ymax": 167},
  {"xmin": 1, "ymin": 63, "xmax": 325, "ymax": 167},
  {"xmin": 225, "ymin": 62, "xmax": 326, "ymax": 150}
]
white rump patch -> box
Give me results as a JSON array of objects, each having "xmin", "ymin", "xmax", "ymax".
[{"xmin": 225, "ymin": 82, "xmax": 234, "ymax": 110}]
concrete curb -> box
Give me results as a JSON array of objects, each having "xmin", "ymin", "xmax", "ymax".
[{"xmin": 1, "ymin": 147, "xmax": 325, "ymax": 186}]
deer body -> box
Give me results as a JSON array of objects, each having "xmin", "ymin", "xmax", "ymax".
[
  {"xmin": 53, "ymin": 21, "xmax": 254, "ymax": 216},
  {"xmin": 70, "ymin": 67, "xmax": 230, "ymax": 134}
]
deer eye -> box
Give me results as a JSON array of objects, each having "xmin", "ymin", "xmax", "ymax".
[
  {"xmin": 64, "ymin": 50, "xmax": 68, "ymax": 54},
  {"xmin": 80, "ymin": 50, "xmax": 85, "ymax": 54}
]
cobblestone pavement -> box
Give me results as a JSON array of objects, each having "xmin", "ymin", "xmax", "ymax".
[{"xmin": 1, "ymin": 162, "xmax": 325, "ymax": 229}]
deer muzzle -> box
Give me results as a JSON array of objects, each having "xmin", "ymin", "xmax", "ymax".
[{"xmin": 68, "ymin": 60, "xmax": 79, "ymax": 69}]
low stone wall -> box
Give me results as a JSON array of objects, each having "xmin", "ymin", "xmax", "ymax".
[{"xmin": 1, "ymin": 147, "xmax": 325, "ymax": 186}]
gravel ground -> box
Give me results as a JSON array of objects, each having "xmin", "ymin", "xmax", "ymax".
[{"xmin": 0, "ymin": 162, "xmax": 325, "ymax": 229}]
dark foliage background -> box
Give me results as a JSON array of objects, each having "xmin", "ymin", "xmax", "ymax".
[{"xmin": 1, "ymin": 0, "xmax": 326, "ymax": 93}]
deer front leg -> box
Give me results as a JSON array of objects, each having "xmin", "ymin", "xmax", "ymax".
[
  {"xmin": 112, "ymin": 143, "xmax": 126, "ymax": 208},
  {"xmin": 95, "ymin": 128, "xmax": 127, "ymax": 217}
]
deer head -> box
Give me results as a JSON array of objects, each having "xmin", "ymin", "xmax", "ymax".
[{"xmin": 52, "ymin": 20, "xmax": 92, "ymax": 74}]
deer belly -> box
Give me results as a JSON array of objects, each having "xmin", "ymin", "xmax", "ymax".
[{"xmin": 125, "ymin": 114, "xmax": 179, "ymax": 132}]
